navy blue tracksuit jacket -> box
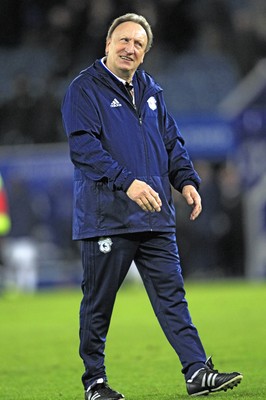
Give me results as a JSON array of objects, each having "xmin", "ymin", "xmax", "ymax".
[{"xmin": 62, "ymin": 59, "xmax": 201, "ymax": 240}]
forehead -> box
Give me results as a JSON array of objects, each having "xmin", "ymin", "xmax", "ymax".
[{"xmin": 112, "ymin": 21, "xmax": 147, "ymax": 43}]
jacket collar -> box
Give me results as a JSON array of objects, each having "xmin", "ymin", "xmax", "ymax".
[
  {"xmin": 89, "ymin": 59, "xmax": 161, "ymax": 91},
  {"xmin": 100, "ymin": 57, "xmax": 132, "ymax": 86},
  {"xmin": 81, "ymin": 59, "xmax": 162, "ymax": 108}
]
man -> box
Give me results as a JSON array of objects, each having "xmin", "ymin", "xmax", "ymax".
[{"xmin": 62, "ymin": 13, "xmax": 243, "ymax": 400}]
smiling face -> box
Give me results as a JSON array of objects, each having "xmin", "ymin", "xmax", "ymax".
[{"xmin": 105, "ymin": 21, "xmax": 148, "ymax": 81}]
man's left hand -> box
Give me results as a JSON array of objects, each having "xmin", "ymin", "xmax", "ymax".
[{"xmin": 182, "ymin": 185, "xmax": 202, "ymax": 221}]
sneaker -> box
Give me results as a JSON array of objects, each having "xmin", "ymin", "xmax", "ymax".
[
  {"xmin": 85, "ymin": 378, "xmax": 125, "ymax": 400},
  {"xmin": 186, "ymin": 357, "xmax": 243, "ymax": 396}
]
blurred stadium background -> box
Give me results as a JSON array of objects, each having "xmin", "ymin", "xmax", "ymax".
[{"xmin": 0, "ymin": 0, "xmax": 266, "ymax": 292}]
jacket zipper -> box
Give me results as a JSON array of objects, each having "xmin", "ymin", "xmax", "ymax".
[{"xmin": 100, "ymin": 74, "xmax": 161, "ymax": 230}]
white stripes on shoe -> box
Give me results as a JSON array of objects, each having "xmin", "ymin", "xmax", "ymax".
[
  {"xmin": 205, "ymin": 372, "xmax": 218, "ymax": 387},
  {"xmin": 187, "ymin": 369, "xmax": 218, "ymax": 388},
  {"xmin": 91, "ymin": 393, "xmax": 101, "ymax": 400}
]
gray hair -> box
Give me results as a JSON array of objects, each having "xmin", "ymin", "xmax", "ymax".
[{"xmin": 106, "ymin": 13, "xmax": 153, "ymax": 53}]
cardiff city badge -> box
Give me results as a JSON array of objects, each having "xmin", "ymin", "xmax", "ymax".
[
  {"xmin": 98, "ymin": 237, "xmax": 113, "ymax": 254},
  {"xmin": 147, "ymin": 96, "xmax": 157, "ymax": 110}
]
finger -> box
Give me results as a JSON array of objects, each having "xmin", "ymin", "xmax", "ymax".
[
  {"xmin": 136, "ymin": 198, "xmax": 150, "ymax": 212},
  {"xmin": 190, "ymin": 203, "xmax": 202, "ymax": 220},
  {"xmin": 185, "ymin": 193, "xmax": 194, "ymax": 206},
  {"xmin": 148, "ymin": 191, "xmax": 162, "ymax": 211},
  {"xmin": 152, "ymin": 191, "xmax": 162, "ymax": 207},
  {"xmin": 137, "ymin": 197, "xmax": 159, "ymax": 213},
  {"xmin": 148, "ymin": 197, "xmax": 161, "ymax": 212},
  {"xmin": 143, "ymin": 199, "xmax": 154, "ymax": 212}
]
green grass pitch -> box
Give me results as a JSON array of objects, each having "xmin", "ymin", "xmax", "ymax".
[{"xmin": 0, "ymin": 280, "xmax": 266, "ymax": 399}]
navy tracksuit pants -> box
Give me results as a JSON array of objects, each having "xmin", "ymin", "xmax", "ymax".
[{"xmin": 79, "ymin": 231, "xmax": 206, "ymax": 389}]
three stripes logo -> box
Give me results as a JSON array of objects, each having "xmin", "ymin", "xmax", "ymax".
[
  {"xmin": 201, "ymin": 371, "xmax": 218, "ymax": 388},
  {"xmin": 110, "ymin": 98, "xmax": 122, "ymax": 108},
  {"xmin": 90, "ymin": 392, "xmax": 101, "ymax": 400}
]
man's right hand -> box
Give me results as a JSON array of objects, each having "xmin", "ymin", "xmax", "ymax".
[{"xmin": 126, "ymin": 179, "xmax": 162, "ymax": 212}]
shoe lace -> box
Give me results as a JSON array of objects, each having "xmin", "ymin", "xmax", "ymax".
[{"xmin": 205, "ymin": 356, "xmax": 218, "ymax": 373}]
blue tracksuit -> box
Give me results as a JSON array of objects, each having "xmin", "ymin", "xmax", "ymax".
[
  {"xmin": 62, "ymin": 60, "xmax": 201, "ymax": 239},
  {"xmin": 62, "ymin": 59, "xmax": 206, "ymax": 389}
]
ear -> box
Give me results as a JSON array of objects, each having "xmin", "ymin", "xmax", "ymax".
[
  {"xmin": 140, "ymin": 53, "xmax": 145, "ymax": 64},
  {"xmin": 105, "ymin": 39, "xmax": 111, "ymax": 56}
]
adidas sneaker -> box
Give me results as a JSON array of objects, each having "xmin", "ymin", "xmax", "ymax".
[
  {"xmin": 186, "ymin": 357, "xmax": 243, "ymax": 396},
  {"xmin": 85, "ymin": 378, "xmax": 124, "ymax": 400}
]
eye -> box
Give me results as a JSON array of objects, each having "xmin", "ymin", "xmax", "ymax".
[{"xmin": 135, "ymin": 41, "xmax": 143, "ymax": 49}]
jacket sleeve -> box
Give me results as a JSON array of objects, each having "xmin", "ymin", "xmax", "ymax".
[
  {"xmin": 159, "ymin": 97, "xmax": 201, "ymax": 192},
  {"xmin": 61, "ymin": 81, "xmax": 135, "ymax": 192}
]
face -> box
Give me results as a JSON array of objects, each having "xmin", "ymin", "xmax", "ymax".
[{"xmin": 105, "ymin": 21, "xmax": 148, "ymax": 81}]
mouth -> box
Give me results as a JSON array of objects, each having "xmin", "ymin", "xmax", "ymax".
[{"xmin": 120, "ymin": 55, "xmax": 133, "ymax": 62}]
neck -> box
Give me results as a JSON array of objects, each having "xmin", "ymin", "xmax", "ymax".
[{"xmin": 104, "ymin": 58, "xmax": 133, "ymax": 83}]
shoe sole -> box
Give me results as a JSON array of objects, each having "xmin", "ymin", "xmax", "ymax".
[
  {"xmin": 189, "ymin": 374, "xmax": 243, "ymax": 396},
  {"xmin": 85, "ymin": 396, "xmax": 124, "ymax": 400}
]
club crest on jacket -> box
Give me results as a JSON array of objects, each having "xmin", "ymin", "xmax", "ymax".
[
  {"xmin": 98, "ymin": 237, "xmax": 113, "ymax": 253},
  {"xmin": 147, "ymin": 96, "xmax": 157, "ymax": 110}
]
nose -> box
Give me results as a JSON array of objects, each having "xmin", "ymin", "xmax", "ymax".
[{"xmin": 124, "ymin": 40, "xmax": 134, "ymax": 53}]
